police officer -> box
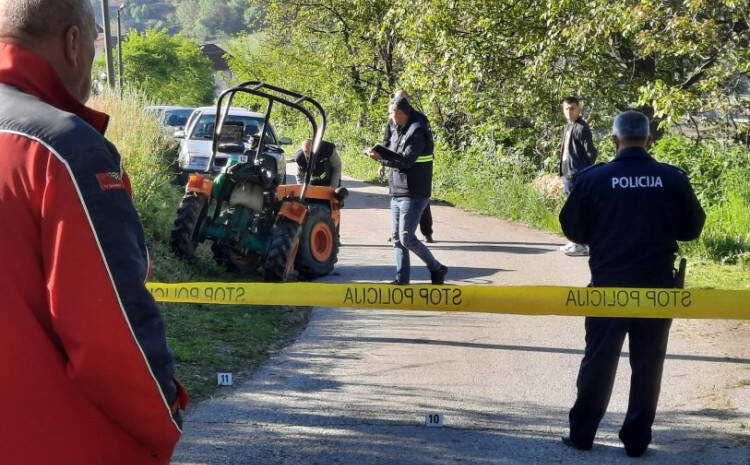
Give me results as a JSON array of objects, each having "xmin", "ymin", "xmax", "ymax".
[
  {"xmin": 559, "ymin": 110, "xmax": 705, "ymax": 457},
  {"xmin": 294, "ymin": 138, "xmax": 342, "ymax": 187},
  {"xmin": 366, "ymin": 95, "xmax": 447, "ymax": 285}
]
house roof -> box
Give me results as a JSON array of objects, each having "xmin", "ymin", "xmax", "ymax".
[{"xmin": 199, "ymin": 44, "xmax": 230, "ymax": 72}]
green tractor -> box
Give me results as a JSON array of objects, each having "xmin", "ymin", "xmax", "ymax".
[{"xmin": 169, "ymin": 82, "xmax": 348, "ymax": 281}]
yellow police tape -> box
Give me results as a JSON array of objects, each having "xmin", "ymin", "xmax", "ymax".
[{"xmin": 146, "ymin": 282, "xmax": 750, "ymax": 319}]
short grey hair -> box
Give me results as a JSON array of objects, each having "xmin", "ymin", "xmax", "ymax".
[
  {"xmin": 612, "ymin": 110, "xmax": 650, "ymax": 142},
  {"xmin": 391, "ymin": 89, "xmax": 411, "ymax": 102},
  {"xmin": 0, "ymin": 0, "xmax": 96, "ymax": 40},
  {"xmin": 389, "ymin": 95, "xmax": 413, "ymax": 115}
]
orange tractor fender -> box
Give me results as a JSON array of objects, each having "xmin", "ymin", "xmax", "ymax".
[{"xmin": 275, "ymin": 184, "xmax": 341, "ymax": 227}]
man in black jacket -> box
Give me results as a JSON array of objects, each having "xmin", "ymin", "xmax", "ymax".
[
  {"xmin": 366, "ymin": 96, "xmax": 447, "ymax": 284},
  {"xmin": 559, "ymin": 110, "xmax": 705, "ymax": 457},
  {"xmin": 294, "ymin": 138, "xmax": 342, "ymax": 187},
  {"xmin": 380, "ymin": 90, "xmax": 435, "ymax": 242},
  {"xmin": 559, "ymin": 96, "xmax": 598, "ymax": 256}
]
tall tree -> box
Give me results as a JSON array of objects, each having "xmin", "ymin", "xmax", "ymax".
[
  {"xmin": 233, "ymin": 0, "xmax": 749, "ymax": 165},
  {"xmin": 119, "ymin": 29, "xmax": 216, "ymax": 105},
  {"xmin": 248, "ymin": 0, "xmax": 406, "ymax": 123},
  {"xmin": 174, "ymin": 0, "xmax": 256, "ymax": 42}
]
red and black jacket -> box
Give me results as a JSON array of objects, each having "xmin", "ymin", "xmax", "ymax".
[{"xmin": 0, "ymin": 42, "xmax": 187, "ymax": 464}]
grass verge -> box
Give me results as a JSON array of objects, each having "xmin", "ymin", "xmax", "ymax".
[{"xmin": 685, "ymin": 260, "xmax": 750, "ymax": 290}]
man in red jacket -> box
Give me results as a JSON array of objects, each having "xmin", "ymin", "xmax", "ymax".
[{"xmin": 0, "ymin": 1, "xmax": 187, "ymax": 463}]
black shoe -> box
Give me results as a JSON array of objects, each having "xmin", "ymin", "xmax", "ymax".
[
  {"xmin": 430, "ymin": 265, "xmax": 448, "ymax": 285},
  {"xmin": 390, "ymin": 280, "xmax": 407, "ymax": 285},
  {"xmin": 425, "ymin": 234, "xmax": 434, "ymax": 243},
  {"xmin": 624, "ymin": 443, "xmax": 647, "ymax": 458},
  {"xmin": 619, "ymin": 430, "xmax": 648, "ymax": 457},
  {"xmin": 561, "ymin": 436, "xmax": 592, "ymax": 451}
]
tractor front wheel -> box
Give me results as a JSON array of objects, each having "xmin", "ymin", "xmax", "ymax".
[
  {"xmin": 295, "ymin": 208, "xmax": 339, "ymax": 279},
  {"xmin": 170, "ymin": 192, "xmax": 207, "ymax": 258},
  {"xmin": 262, "ymin": 219, "xmax": 299, "ymax": 281}
]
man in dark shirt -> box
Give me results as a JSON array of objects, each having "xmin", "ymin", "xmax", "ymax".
[
  {"xmin": 559, "ymin": 110, "xmax": 705, "ymax": 458},
  {"xmin": 366, "ymin": 96, "xmax": 447, "ymax": 285},
  {"xmin": 380, "ymin": 90, "xmax": 436, "ymax": 242},
  {"xmin": 559, "ymin": 96, "xmax": 598, "ymax": 256},
  {"xmin": 294, "ymin": 138, "xmax": 342, "ymax": 187}
]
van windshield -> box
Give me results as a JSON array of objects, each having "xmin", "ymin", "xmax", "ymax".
[
  {"xmin": 189, "ymin": 114, "xmax": 277, "ymax": 145},
  {"xmin": 163, "ymin": 109, "xmax": 193, "ymax": 127}
]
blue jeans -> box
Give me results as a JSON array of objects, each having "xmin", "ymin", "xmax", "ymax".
[{"xmin": 391, "ymin": 197, "xmax": 441, "ymax": 283}]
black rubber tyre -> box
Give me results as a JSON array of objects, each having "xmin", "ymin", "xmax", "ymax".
[
  {"xmin": 262, "ymin": 219, "xmax": 299, "ymax": 281},
  {"xmin": 212, "ymin": 240, "xmax": 261, "ymax": 273},
  {"xmin": 170, "ymin": 193, "xmax": 207, "ymax": 258},
  {"xmin": 295, "ymin": 208, "xmax": 339, "ymax": 279}
]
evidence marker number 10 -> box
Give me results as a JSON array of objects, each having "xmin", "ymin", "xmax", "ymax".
[{"xmin": 426, "ymin": 412, "xmax": 444, "ymax": 427}]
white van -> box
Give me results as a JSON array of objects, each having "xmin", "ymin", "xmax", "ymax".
[{"xmin": 174, "ymin": 106, "xmax": 291, "ymax": 183}]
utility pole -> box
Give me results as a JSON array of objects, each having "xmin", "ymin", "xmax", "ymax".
[
  {"xmin": 116, "ymin": 4, "xmax": 125, "ymax": 96},
  {"xmin": 100, "ymin": 0, "xmax": 115, "ymax": 89}
]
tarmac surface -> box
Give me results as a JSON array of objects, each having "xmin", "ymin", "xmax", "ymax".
[{"xmin": 172, "ymin": 169, "xmax": 750, "ymax": 464}]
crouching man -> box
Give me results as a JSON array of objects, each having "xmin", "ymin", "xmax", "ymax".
[{"xmin": 295, "ymin": 137, "xmax": 342, "ymax": 187}]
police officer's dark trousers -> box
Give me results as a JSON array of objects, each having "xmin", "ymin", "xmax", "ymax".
[
  {"xmin": 569, "ymin": 316, "xmax": 672, "ymax": 452},
  {"xmin": 419, "ymin": 204, "xmax": 433, "ymax": 237}
]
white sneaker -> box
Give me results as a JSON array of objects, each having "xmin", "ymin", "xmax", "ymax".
[
  {"xmin": 564, "ymin": 244, "xmax": 589, "ymax": 256},
  {"xmin": 559, "ymin": 242, "xmax": 575, "ymax": 252}
]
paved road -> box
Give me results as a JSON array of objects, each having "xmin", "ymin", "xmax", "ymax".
[{"xmin": 172, "ymin": 172, "xmax": 750, "ymax": 465}]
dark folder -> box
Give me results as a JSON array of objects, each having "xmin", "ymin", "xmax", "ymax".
[{"xmin": 372, "ymin": 143, "xmax": 399, "ymax": 158}]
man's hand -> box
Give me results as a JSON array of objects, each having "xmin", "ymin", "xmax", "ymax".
[
  {"xmin": 363, "ymin": 147, "xmax": 382, "ymax": 161},
  {"xmin": 377, "ymin": 165, "xmax": 386, "ymax": 178}
]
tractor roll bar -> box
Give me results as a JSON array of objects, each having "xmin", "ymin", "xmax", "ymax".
[{"xmin": 209, "ymin": 81, "xmax": 327, "ymax": 201}]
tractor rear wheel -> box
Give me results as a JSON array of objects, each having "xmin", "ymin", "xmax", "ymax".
[
  {"xmin": 212, "ymin": 240, "xmax": 261, "ymax": 273},
  {"xmin": 295, "ymin": 208, "xmax": 339, "ymax": 279},
  {"xmin": 262, "ymin": 219, "xmax": 299, "ymax": 281},
  {"xmin": 170, "ymin": 192, "xmax": 207, "ymax": 258}
]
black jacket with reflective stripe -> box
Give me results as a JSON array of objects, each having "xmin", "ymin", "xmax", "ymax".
[{"xmin": 378, "ymin": 111, "xmax": 434, "ymax": 198}]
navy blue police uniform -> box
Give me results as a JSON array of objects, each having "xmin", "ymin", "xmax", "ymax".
[{"xmin": 559, "ymin": 146, "xmax": 705, "ymax": 456}]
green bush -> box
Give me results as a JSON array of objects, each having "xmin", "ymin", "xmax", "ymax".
[
  {"xmin": 650, "ymin": 136, "xmax": 750, "ymax": 205},
  {"xmin": 88, "ymin": 88, "xmax": 178, "ymax": 241},
  {"xmin": 650, "ymin": 136, "xmax": 750, "ymax": 262}
]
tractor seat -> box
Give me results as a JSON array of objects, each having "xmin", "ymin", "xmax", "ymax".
[{"xmin": 226, "ymin": 161, "xmax": 262, "ymax": 184}]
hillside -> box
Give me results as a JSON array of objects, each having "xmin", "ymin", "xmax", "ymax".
[{"xmin": 92, "ymin": 0, "xmax": 262, "ymax": 42}]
